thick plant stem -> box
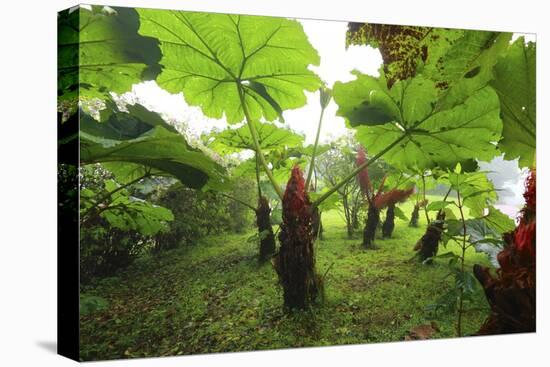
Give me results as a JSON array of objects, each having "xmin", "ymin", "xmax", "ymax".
[
  {"xmin": 257, "ymin": 196, "xmax": 276, "ymax": 262},
  {"xmin": 237, "ymin": 84, "xmax": 284, "ymax": 200},
  {"xmin": 415, "ymin": 211, "xmax": 445, "ymax": 263},
  {"xmin": 305, "ymin": 106, "xmax": 326, "ymax": 189},
  {"xmin": 312, "ymin": 133, "xmax": 407, "ymax": 208},
  {"xmin": 382, "ymin": 203, "xmax": 396, "ymax": 238},
  {"xmin": 273, "ymin": 167, "xmax": 321, "ymax": 310},
  {"xmin": 409, "ymin": 204, "xmax": 420, "ymax": 227},
  {"xmin": 415, "ymin": 186, "xmax": 453, "ymax": 261},
  {"xmin": 363, "ymin": 205, "xmax": 380, "ymax": 249}
]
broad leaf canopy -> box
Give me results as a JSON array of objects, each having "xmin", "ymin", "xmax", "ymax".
[
  {"xmin": 334, "ymin": 29, "xmax": 512, "ymax": 171},
  {"xmin": 208, "ymin": 121, "xmax": 304, "ymax": 154},
  {"xmin": 137, "ymin": 9, "xmax": 322, "ymax": 123}
]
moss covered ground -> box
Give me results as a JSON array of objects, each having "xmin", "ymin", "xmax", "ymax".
[{"xmin": 80, "ymin": 197, "xmax": 492, "ymax": 360}]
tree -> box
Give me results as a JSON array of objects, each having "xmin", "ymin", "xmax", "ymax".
[{"xmin": 316, "ymin": 136, "xmax": 365, "ymax": 238}]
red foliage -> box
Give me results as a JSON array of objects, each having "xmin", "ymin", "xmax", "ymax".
[
  {"xmin": 374, "ymin": 187, "xmax": 414, "ymax": 210},
  {"xmin": 474, "ymin": 169, "xmax": 536, "ymax": 335},
  {"xmin": 356, "ymin": 146, "xmax": 372, "ymax": 197}
]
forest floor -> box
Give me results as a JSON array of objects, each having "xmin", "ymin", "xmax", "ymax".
[{"xmin": 80, "ymin": 198, "xmax": 493, "ymax": 361}]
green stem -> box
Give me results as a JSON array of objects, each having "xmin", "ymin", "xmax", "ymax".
[
  {"xmin": 255, "ymin": 151, "xmax": 262, "ymax": 201},
  {"xmin": 422, "ymin": 174, "xmax": 431, "ymax": 224},
  {"xmin": 305, "ymin": 106, "xmax": 326, "ymax": 190},
  {"xmin": 237, "ymin": 84, "xmax": 284, "ymax": 200},
  {"xmin": 312, "ymin": 133, "xmax": 407, "ymax": 208},
  {"xmin": 438, "ymin": 186, "xmax": 453, "ymax": 216},
  {"xmin": 456, "ymin": 189, "xmax": 467, "ymax": 337},
  {"xmin": 219, "ymin": 192, "xmax": 257, "ymax": 212}
]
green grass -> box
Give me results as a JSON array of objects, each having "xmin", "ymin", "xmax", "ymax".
[{"xmin": 80, "ymin": 201, "xmax": 493, "ymax": 360}]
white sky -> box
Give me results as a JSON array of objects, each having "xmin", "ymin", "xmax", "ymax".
[{"xmin": 121, "ymin": 20, "xmax": 531, "ymax": 214}]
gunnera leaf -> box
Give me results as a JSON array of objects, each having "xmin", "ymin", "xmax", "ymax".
[{"xmin": 137, "ymin": 9, "xmax": 322, "ymax": 123}]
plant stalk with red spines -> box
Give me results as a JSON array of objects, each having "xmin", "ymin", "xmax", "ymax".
[
  {"xmin": 273, "ymin": 166, "xmax": 321, "ymax": 309},
  {"xmin": 356, "ymin": 145, "xmax": 389, "ymax": 248}
]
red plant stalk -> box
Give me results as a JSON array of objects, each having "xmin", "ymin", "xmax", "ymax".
[
  {"xmin": 474, "ymin": 169, "xmax": 536, "ymax": 334},
  {"xmin": 374, "ymin": 187, "xmax": 414, "ymax": 210},
  {"xmin": 273, "ymin": 166, "xmax": 320, "ymax": 309},
  {"xmin": 356, "ymin": 146, "xmax": 373, "ymax": 202}
]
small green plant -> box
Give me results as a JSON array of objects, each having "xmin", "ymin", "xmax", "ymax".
[{"xmin": 425, "ymin": 163, "xmax": 514, "ymax": 336}]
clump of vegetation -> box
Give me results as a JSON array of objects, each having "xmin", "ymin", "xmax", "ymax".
[
  {"xmin": 154, "ymin": 183, "xmax": 234, "ymax": 252},
  {"xmin": 79, "ymin": 165, "xmax": 170, "ymax": 282}
]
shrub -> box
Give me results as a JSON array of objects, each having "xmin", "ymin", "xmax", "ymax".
[{"xmin": 153, "ymin": 183, "xmax": 234, "ymax": 251}]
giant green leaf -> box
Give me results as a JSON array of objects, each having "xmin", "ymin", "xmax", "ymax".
[
  {"xmin": 491, "ymin": 37, "xmax": 536, "ymax": 167},
  {"xmin": 136, "ymin": 9, "xmax": 322, "ymax": 123},
  {"xmin": 81, "ymin": 102, "xmax": 178, "ymax": 141},
  {"xmin": 335, "ymin": 30, "xmax": 511, "ymax": 173},
  {"xmin": 58, "ymin": 5, "xmax": 161, "ymax": 99},
  {"xmin": 209, "ymin": 121, "xmax": 304, "ymax": 154},
  {"xmin": 425, "ymin": 31, "xmax": 512, "ymax": 109},
  {"xmin": 101, "ymin": 162, "xmax": 166, "ymax": 185},
  {"xmin": 80, "ymin": 107, "xmax": 226, "ymax": 190},
  {"xmin": 332, "ymin": 72, "xmax": 400, "ymax": 126},
  {"xmin": 341, "ymin": 81, "xmax": 501, "ymax": 171}
]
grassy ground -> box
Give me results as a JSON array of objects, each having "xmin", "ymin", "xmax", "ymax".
[{"xmin": 80, "ymin": 199, "xmax": 493, "ymax": 361}]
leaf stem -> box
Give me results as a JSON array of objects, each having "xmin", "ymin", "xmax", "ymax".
[
  {"xmin": 305, "ymin": 105, "xmax": 326, "ymax": 190},
  {"xmin": 422, "ymin": 173, "xmax": 431, "ymax": 225},
  {"xmin": 219, "ymin": 192, "xmax": 257, "ymax": 212},
  {"xmin": 237, "ymin": 84, "xmax": 284, "ymax": 200},
  {"xmin": 255, "ymin": 151, "xmax": 262, "ymax": 200},
  {"xmin": 456, "ymin": 189, "xmax": 467, "ymax": 337}
]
